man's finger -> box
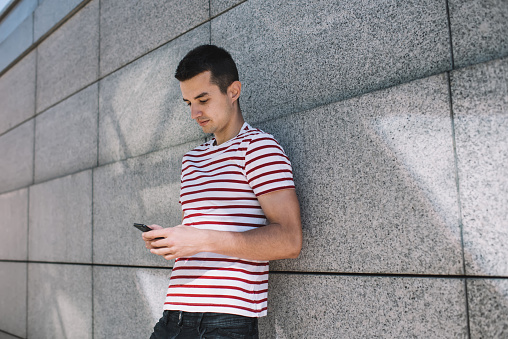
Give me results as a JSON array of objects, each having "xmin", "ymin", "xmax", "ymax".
[
  {"xmin": 142, "ymin": 229, "xmax": 165, "ymax": 241},
  {"xmin": 151, "ymin": 247, "xmax": 174, "ymax": 257}
]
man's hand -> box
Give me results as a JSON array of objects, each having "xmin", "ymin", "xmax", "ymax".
[{"xmin": 142, "ymin": 225, "xmax": 209, "ymax": 261}]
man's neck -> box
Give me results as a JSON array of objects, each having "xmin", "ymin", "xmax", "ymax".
[{"xmin": 214, "ymin": 113, "xmax": 244, "ymax": 146}]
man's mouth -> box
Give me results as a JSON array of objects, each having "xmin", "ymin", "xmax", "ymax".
[{"xmin": 198, "ymin": 120, "xmax": 209, "ymax": 127}]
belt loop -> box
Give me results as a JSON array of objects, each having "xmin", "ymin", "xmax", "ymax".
[{"xmin": 178, "ymin": 311, "xmax": 183, "ymax": 326}]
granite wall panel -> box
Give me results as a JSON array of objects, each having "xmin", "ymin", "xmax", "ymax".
[
  {"xmin": 259, "ymin": 274, "xmax": 467, "ymax": 338},
  {"xmin": 0, "ymin": 188, "xmax": 28, "ymax": 260},
  {"xmin": 0, "ymin": 13, "xmax": 33, "ymax": 72},
  {"xmin": 35, "ymin": 83, "xmax": 98, "ymax": 183},
  {"xmin": 0, "ymin": 119, "xmax": 34, "ymax": 194},
  {"xmin": 36, "ymin": 0, "xmax": 99, "ymax": 113},
  {"xmin": 29, "ymin": 170, "xmax": 92, "ymax": 263},
  {"xmin": 99, "ymin": 0, "xmax": 209, "ymax": 76},
  {"xmin": 259, "ymin": 74, "xmax": 462, "ymax": 275},
  {"xmin": 28, "ymin": 263, "xmax": 92, "ymax": 339},
  {"xmin": 212, "ymin": 0, "xmax": 451, "ymax": 124},
  {"xmin": 0, "ymin": 50, "xmax": 35, "ymax": 136},
  {"xmin": 468, "ymin": 278, "xmax": 508, "ymax": 338},
  {"xmin": 93, "ymin": 141, "xmax": 199, "ymax": 266},
  {"xmin": 93, "ymin": 266, "xmax": 170, "ymax": 338},
  {"xmin": 0, "ymin": 262, "xmax": 27, "ymax": 338},
  {"xmin": 98, "ymin": 25, "xmax": 208, "ymax": 165},
  {"xmin": 451, "ymin": 57, "xmax": 508, "ymax": 276},
  {"xmin": 449, "ymin": 0, "xmax": 508, "ymax": 69},
  {"xmin": 34, "ymin": 0, "xmax": 84, "ymax": 41}
]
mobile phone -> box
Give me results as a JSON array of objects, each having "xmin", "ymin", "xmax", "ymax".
[{"xmin": 133, "ymin": 223, "xmax": 152, "ymax": 232}]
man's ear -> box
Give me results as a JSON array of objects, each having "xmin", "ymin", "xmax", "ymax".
[{"xmin": 228, "ymin": 81, "xmax": 242, "ymax": 103}]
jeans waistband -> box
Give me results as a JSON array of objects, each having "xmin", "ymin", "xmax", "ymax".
[{"xmin": 164, "ymin": 310, "xmax": 257, "ymax": 328}]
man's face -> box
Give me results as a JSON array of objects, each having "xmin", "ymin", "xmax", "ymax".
[{"xmin": 180, "ymin": 71, "xmax": 235, "ymax": 137}]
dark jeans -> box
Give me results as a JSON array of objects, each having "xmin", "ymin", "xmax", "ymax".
[{"xmin": 150, "ymin": 310, "xmax": 259, "ymax": 339}]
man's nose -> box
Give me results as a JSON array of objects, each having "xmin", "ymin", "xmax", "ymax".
[{"xmin": 191, "ymin": 106, "xmax": 202, "ymax": 119}]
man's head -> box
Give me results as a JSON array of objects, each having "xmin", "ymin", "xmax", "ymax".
[
  {"xmin": 176, "ymin": 45, "xmax": 244, "ymax": 145},
  {"xmin": 175, "ymin": 45, "xmax": 239, "ymax": 94}
]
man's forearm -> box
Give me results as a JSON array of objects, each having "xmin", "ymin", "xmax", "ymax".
[{"xmin": 203, "ymin": 222, "xmax": 302, "ymax": 261}]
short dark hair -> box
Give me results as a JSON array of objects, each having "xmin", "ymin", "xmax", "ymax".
[{"xmin": 175, "ymin": 45, "xmax": 239, "ymax": 94}]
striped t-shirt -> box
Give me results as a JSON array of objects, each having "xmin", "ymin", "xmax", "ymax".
[{"xmin": 163, "ymin": 122, "xmax": 295, "ymax": 317}]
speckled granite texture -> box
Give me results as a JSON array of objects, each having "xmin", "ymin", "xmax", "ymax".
[
  {"xmin": 0, "ymin": 51, "xmax": 35, "ymax": 135},
  {"xmin": 28, "ymin": 263, "xmax": 92, "ymax": 339},
  {"xmin": 29, "ymin": 170, "xmax": 92, "ymax": 263},
  {"xmin": 35, "ymin": 84, "xmax": 98, "ymax": 183},
  {"xmin": 36, "ymin": 0, "xmax": 99, "ymax": 113},
  {"xmin": 452, "ymin": 57, "xmax": 508, "ymax": 276}
]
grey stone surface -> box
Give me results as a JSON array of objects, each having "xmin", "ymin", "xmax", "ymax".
[
  {"xmin": 258, "ymin": 74, "xmax": 463, "ymax": 275},
  {"xmin": 449, "ymin": 0, "xmax": 508, "ymax": 69},
  {"xmin": 93, "ymin": 141, "xmax": 200, "ymax": 266},
  {"xmin": 36, "ymin": 0, "xmax": 98, "ymax": 113},
  {"xmin": 99, "ymin": 0, "xmax": 208, "ymax": 77},
  {"xmin": 34, "ymin": 0, "xmax": 83, "ymax": 41},
  {"xmin": 0, "ymin": 119, "xmax": 34, "ymax": 194},
  {"xmin": 29, "ymin": 170, "xmax": 92, "ymax": 262},
  {"xmin": 35, "ymin": 83, "xmax": 98, "ymax": 183},
  {"xmin": 0, "ymin": 13, "xmax": 33, "ymax": 72},
  {"xmin": 28, "ymin": 263, "xmax": 92, "ymax": 339},
  {"xmin": 468, "ymin": 278, "xmax": 508, "ymax": 338},
  {"xmin": 93, "ymin": 266, "xmax": 170, "ymax": 338},
  {"xmin": 0, "ymin": 262, "xmax": 27, "ymax": 338},
  {"xmin": 0, "ymin": 50, "xmax": 35, "ymax": 135},
  {"xmin": 212, "ymin": 0, "xmax": 451, "ymax": 124},
  {"xmin": 210, "ymin": 0, "xmax": 244, "ymax": 16},
  {"xmin": 451, "ymin": 57, "xmax": 508, "ymax": 276},
  {"xmin": 0, "ymin": 0, "xmax": 37, "ymax": 44},
  {"xmin": 0, "ymin": 188, "xmax": 28, "ymax": 260},
  {"xmin": 259, "ymin": 274, "xmax": 467, "ymax": 338},
  {"xmin": 98, "ymin": 25, "xmax": 208, "ymax": 165}
]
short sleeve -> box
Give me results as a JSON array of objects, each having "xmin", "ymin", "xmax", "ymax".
[{"xmin": 244, "ymin": 134, "xmax": 295, "ymax": 196}]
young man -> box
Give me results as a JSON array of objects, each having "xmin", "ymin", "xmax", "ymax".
[{"xmin": 143, "ymin": 45, "xmax": 302, "ymax": 339}]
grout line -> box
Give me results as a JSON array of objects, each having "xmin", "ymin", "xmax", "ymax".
[
  {"xmin": 208, "ymin": 0, "xmax": 212, "ymax": 43},
  {"xmin": 92, "ymin": 6, "xmax": 99, "ymax": 336},
  {"xmin": 2, "ymin": 259, "xmax": 508, "ymax": 280},
  {"xmin": 444, "ymin": 0, "xmax": 455, "ymax": 70},
  {"xmin": 91, "ymin": 169, "xmax": 95, "ymax": 339},
  {"xmin": 25, "ymin": 188, "xmax": 30, "ymax": 339},
  {"xmin": 446, "ymin": 71, "xmax": 471, "ymax": 338},
  {"xmin": 0, "ymin": 329, "xmax": 24, "ymax": 339}
]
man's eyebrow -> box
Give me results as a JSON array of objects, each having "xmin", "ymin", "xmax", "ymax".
[{"xmin": 183, "ymin": 92, "xmax": 209, "ymax": 102}]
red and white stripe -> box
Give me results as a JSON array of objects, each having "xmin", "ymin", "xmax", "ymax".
[{"xmin": 164, "ymin": 123, "xmax": 295, "ymax": 317}]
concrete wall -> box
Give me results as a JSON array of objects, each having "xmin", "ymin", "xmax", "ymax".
[{"xmin": 0, "ymin": 0, "xmax": 507, "ymax": 338}]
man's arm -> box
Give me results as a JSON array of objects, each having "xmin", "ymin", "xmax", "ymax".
[{"xmin": 143, "ymin": 188, "xmax": 302, "ymax": 261}]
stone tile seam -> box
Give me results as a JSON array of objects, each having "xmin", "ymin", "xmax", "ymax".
[
  {"xmin": 208, "ymin": 0, "xmax": 211, "ymax": 44},
  {"xmin": 445, "ymin": 69, "xmax": 472, "ymax": 338},
  {"xmin": 0, "ymin": 164, "xmax": 96, "ymax": 196},
  {"xmin": 444, "ymin": 0, "xmax": 455, "ymax": 69},
  {"xmin": 25, "ymin": 185, "xmax": 30, "ymax": 339},
  {"xmin": 0, "ymin": 329, "xmax": 24, "ymax": 339},
  {"xmin": 3, "ymin": 260, "xmax": 508, "ymax": 280}
]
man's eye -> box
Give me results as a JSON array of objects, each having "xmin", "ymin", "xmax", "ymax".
[{"xmin": 199, "ymin": 99, "xmax": 208, "ymax": 104}]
